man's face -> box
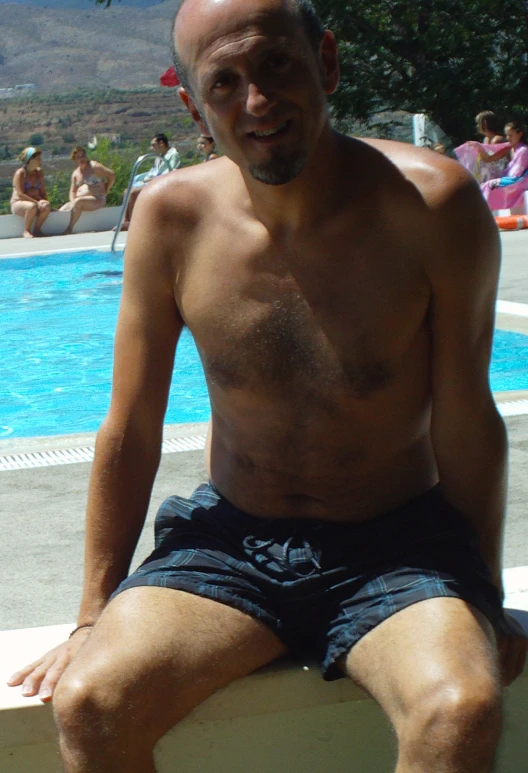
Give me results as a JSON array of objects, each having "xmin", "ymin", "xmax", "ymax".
[
  {"xmin": 150, "ymin": 138, "xmax": 165, "ymax": 155},
  {"xmin": 175, "ymin": 0, "xmax": 337, "ymax": 186}
]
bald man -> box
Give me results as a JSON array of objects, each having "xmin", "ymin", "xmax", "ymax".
[{"xmin": 10, "ymin": 0, "xmax": 526, "ymax": 771}]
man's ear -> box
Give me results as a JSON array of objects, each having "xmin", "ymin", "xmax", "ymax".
[
  {"xmin": 178, "ymin": 87, "xmax": 210, "ymax": 135},
  {"xmin": 319, "ymin": 30, "xmax": 340, "ymax": 95}
]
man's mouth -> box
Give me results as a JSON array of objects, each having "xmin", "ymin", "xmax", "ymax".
[{"xmin": 248, "ymin": 121, "xmax": 290, "ymax": 140}]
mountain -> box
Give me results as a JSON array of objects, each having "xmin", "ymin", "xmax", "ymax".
[{"xmin": 0, "ymin": 0, "xmax": 178, "ymax": 90}]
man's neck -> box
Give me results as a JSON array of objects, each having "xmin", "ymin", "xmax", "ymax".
[{"xmin": 241, "ymin": 126, "xmax": 345, "ymax": 236}]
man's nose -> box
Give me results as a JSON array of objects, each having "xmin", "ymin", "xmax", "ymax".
[{"xmin": 245, "ymin": 82, "xmax": 276, "ymax": 116}]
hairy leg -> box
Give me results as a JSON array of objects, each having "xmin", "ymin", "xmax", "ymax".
[
  {"xmin": 11, "ymin": 200, "xmax": 37, "ymax": 237},
  {"xmin": 342, "ymin": 598, "xmax": 501, "ymax": 773},
  {"xmin": 53, "ymin": 587, "xmax": 287, "ymax": 773}
]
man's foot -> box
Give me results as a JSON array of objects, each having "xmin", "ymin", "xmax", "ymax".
[
  {"xmin": 62, "ymin": 228, "xmax": 73, "ymax": 235},
  {"xmin": 33, "ymin": 230, "xmax": 45, "ymax": 237},
  {"xmin": 23, "ymin": 231, "xmax": 34, "ymax": 238}
]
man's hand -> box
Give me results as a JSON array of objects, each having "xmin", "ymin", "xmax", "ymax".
[
  {"xmin": 497, "ymin": 611, "xmax": 527, "ymax": 686},
  {"xmin": 7, "ymin": 626, "xmax": 93, "ymax": 703}
]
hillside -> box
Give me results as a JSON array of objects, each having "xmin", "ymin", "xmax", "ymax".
[
  {"xmin": 0, "ymin": 0, "xmax": 179, "ymax": 91},
  {"xmin": 0, "ymin": 87, "xmax": 192, "ymax": 153}
]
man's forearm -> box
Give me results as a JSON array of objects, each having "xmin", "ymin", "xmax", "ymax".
[
  {"xmin": 77, "ymin": 420, "xmax": 162, "ymax": 624},
  {"xmin": 434, "ymin": 405, "xmax": 508, "ymax": 595}
]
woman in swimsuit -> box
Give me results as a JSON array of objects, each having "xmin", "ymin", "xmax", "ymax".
[
  {"xmin": 10, "ymin": 147, "xmax": 52, "ymax": 238},
  {"xmin": 59, "ymin": 146, "xmax": 115, "ymax": 235}
]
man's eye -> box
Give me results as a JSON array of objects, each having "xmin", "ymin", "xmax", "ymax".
[
  {"xmin": 265, "ymin": 54, "xmax": 290, "ymax": 70},
  {"xmin": 212, "ymin": 73, "xmax": 236, "ymax": 91}
]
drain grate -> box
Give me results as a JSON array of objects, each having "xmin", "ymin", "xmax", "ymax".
[
  {"xmin": 498, "ymin": 399, "xmax": 528, "ymax": 417},
  {"xmin": 0, "ymin": 434, "xmax": 207, "ymax": 472}
]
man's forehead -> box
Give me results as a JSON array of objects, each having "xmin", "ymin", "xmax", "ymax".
[{"xmin": 175, "ymin": 0, "xmax": 299, "ymax": 73}]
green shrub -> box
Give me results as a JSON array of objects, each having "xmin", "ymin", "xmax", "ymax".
[
  {"xmin": 45, "ymin": 171, "xmax": 70, "ymax": 210},
  {"xmin": 29, "ymin": 133, "xmax": 45, "ymax": 146}
]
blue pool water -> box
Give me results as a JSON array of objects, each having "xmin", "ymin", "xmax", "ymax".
[{"xmin": 1, "ymin": 249, "xmax": 528, "ymax": 439}]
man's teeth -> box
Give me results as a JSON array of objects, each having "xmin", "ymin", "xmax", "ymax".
[{"xmin": 253, "ymin": 123, "xmax": 286, "ymax": 137}]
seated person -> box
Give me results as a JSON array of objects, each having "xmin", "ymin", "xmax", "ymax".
[
  {"xmin": 119, "ymin": 134, "xmax": 181, "ymax": 231},
  {"xmin": 475, "ymin": 110, "xmax": 506, "ymax": 145},
  {"xmin": 10, "ymin": 147, "xmax": 52, "ymax": 238},
  {"xmin": 60, "ymin": 146, "xmax": 115, "ymax": 235},
  {"xmin": 475, "ymin": 121, "xmax": 528, "ymax": 211},
  {"xmin": 196, "ymin": 134, "xmax": 220, "ymax": 161}
]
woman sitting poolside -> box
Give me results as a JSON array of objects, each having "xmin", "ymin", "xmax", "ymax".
[
  {"xmin": 10, "ymin": 147, "xmax": 52, "ymax": 238},
  {"xmin": 471, "ymin": 121, "xmax": 528, "ymax": 211},
  {"xmin": 59, "ymin": 146, "xmax": 115, "ymax": 235}
]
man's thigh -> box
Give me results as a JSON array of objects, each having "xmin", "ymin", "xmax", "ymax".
[
  {"xmin": 342, "ymin": 597, "xmax": 499, "ymax": 726},
  {"xmin": 59, "ymin": 586, "xmax": 287, "ymax": 738}
]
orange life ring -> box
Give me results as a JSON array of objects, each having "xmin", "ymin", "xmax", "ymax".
[{"xmin": 494, "ymin": 214, "xmax": 528, "ymax": 230}]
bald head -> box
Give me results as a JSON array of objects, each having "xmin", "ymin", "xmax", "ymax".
[{"xmin": 171, "ymin": 0, "xmax": 324, "ymax": 94}]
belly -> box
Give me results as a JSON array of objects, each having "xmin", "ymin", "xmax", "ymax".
[
  {"xmin": 208, "ymin": 422, "xmax": 437, "ymax": 521},
  {"xmin": 206, "ymin": 360, "xmax": 436, "ymax": 521}
]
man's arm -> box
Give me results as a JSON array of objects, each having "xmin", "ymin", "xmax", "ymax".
[
  {"xmin": 8, "ymin": 182, "xmax": 185, "ymax": 699},
  {"xmin": 76, "ymin": 190, "xmax": 183, "ymax": 623},
  {"xmin": 427, "ymin": 169, "xmax": 506, "ymax": 592},
  {"xmin": 426, "ymin": 164, "xmax": 526, "ymax": 684}
]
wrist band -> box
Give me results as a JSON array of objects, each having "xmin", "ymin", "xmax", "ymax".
[{"xmin": 69, "ymin": 623, "xmax": 94, "ymax": 638}]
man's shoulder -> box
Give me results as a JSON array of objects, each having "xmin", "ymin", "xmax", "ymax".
[
  {"xmin": 137, "ymin": 156, "xmax": 237, "ymax": 222},
  {"xmin": 356, "ymin": 137, "xmax": 475, "ymax": 210}
]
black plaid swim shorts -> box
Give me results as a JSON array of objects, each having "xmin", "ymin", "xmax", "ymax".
[{"xmin": 114, "ymin": 482, "xmax": 503, "ymax": 680}]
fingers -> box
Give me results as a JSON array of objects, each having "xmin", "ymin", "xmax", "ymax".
[
  {"xmin": 7, "ymin": 632, "xmax": 92, "ymax": 703},
  {"xmin": 22, "ymin": 662, "xmax": 54, "ymax": 700},
  {"xmin": 34, "ymin": 650, "xmax": 73, "ymax": 702},
  {"xmin": 7, "ymin": 657, "xmax": 45, "ymax": 687}
]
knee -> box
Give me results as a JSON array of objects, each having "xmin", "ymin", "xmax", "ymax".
[
  {"xmin": 53, "ymin": 665, "xmax": 126, "ymax": 747},
  {"xmin": 39, "ymin": 200, "xmax": 51, "ymax": 212},
  {"xmin": 401, "ymin": 675, "xmax": 502, "ymax": 761}
]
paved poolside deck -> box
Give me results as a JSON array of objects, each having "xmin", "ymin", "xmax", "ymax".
[{"xmin": 1, "ymin": 229, "xmax": 527, "ymax": 629}]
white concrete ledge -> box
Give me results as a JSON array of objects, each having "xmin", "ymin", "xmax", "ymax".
[
  {"xmin": 0, "ymin": 207, "xmax": 120, "ymax": 239},
  {"xmin": 1, "ymin": 572, "xmax": 527, "ymax": 773}
]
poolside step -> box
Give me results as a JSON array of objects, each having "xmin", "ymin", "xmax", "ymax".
[
  {"xmin": 1, "ymin": 569, "xmax": 527, "ymax": 773},
  {"xmin": 0, "ymin": 208, "xmax": 120, "ymax": 239}
]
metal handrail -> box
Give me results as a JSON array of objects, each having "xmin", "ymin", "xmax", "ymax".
[{"xmin": 110, "ymin": 152, "xmax": 161, "ymax": 252}]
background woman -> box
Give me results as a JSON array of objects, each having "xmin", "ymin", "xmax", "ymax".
[
  {"xmin": 10, "ymin": 147, "xmax": 52, "ymax": 238},
  {"xmin": 477, "ymin": 121, "xmax": 528, "ymax": 211},
  {"xmin": 475, "ymin": 110, "xmax": 505, "ymax": 145},
  {"xmin": 196, "ymin": 134, "xmax": 219, "ymax": 161},
  {"xmin": 60, "ymin": 146, "xmax": 115, "ymax": 235}
]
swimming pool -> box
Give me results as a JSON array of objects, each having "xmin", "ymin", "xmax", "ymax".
[{"xmin": 1, "ymin": 249, "xmax": 528, "ymax": 439}]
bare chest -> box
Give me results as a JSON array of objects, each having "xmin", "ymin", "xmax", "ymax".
[{"xmin": 178, "ymin": 234, "xmax": 429, "ymax": 400}]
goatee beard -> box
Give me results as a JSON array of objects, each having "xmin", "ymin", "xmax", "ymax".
[{"xmin": 249, "ymin": 149, "xmax": 307, "ymax": 186}]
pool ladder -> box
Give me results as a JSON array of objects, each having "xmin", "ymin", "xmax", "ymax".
[{"xmin": 110, "ymin": 152, "xmax": 161, "ymax": 252}]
